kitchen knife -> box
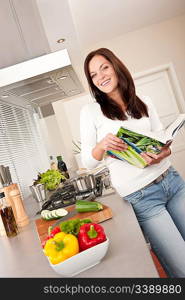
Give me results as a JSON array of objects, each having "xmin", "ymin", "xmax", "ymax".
[
  {"xmin": 0, "ymin": 165, "xmax": 6, "ymax": 185},
  {"xmin": 6, "ymin": 166, "xmax": 12, "ymax": 185},
  {"xmin": 4, "ymin": 167, "xmax": 10, "ymax": 185},
  {"xmin": 0, "ymin": 172, "xmax": 4, "ymax": 187},
  {"xmin": 51, "ymin": 194, "xmax": 95, "ymax": 229}
]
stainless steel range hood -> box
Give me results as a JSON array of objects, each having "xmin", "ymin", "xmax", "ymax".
[{"xmin": 0, "ymin": 49, "xmax": 84, "ymax": 115}]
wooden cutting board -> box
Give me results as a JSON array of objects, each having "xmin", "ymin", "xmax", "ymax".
[{"xmin": 35, "ymin": 204, "xmax": 112, "ymax": 244}]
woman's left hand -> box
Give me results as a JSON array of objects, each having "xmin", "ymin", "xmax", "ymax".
[{"xmin": 140, "ymin": 146, "xmax": 171, "ymax": 165}]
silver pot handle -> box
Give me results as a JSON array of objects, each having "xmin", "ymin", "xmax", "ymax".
[
  {"xmin": 82, "ymin": 193, "xmax": 96, "ymax": 202},
  {"xmin": 86, "ymin": 174, "xmax": 96, "ymax": 189}
]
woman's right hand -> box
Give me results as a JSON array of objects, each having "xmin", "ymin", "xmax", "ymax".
[{"xmin": 98, "ymin": 133, "xmax": 128, "ymax": 152}]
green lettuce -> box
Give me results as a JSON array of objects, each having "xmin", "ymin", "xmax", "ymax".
[{"xmin": 39, "ymin": 169, "xmax": 65, "ymax": 190}]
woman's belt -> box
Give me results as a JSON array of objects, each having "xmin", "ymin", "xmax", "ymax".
[{"xmin": 145, "ymin": 168, "xmax": 169, "ymax": 189}]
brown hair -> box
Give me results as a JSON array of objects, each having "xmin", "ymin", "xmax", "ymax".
[{"xmin": 84, "ymin": 48, "xmax": 148, "ymax": 120}]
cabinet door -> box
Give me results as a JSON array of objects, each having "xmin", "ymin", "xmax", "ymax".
[
  {"xmin": 0, "ymin": 0, "xmax": 49, "ymax": 68},
  {"xmin": 134, "ymin": 65, "xmax": 185, "ymax": 178}
]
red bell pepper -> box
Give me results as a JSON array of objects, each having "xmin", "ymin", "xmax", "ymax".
[
  {"xmin": 48, "ymin": 226, "xmax": 61, "ymax": 238},
  {"xmin": 41, "ymin": 226, "xmax": 61, "ymax": 248},
  {"xmin": 41, "ymin": 236, "xmax": 51, "ymax": 248},
  {"xmin": 78, "ymin": 223, "xmax": 106, "ymax": 251}
]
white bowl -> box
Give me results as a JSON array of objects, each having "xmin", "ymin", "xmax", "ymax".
[{"xmin": 48, "ymin": 238, "xmax": 109, "ymax": 277}]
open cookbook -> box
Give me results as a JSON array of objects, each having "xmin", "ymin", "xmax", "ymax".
[{"xmin": 107, "ymin": 114, "xmax": 185, "ymax": 169}]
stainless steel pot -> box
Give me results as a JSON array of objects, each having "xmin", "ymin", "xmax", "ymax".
[
  {"xmin": 86, "ymin": 174, "xmax": 96, "ymax": 189},
  {"xmin": 29, "ymin": 184, "xmax": 46, "ymax": 202},
  {"xmin": 71, "ymin": 174, "xmax": 96, "ymax": 192}
]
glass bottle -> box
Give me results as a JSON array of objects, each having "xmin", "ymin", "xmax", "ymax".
[
  {"xmin": 0, "ymin": 205, "xmax": 6, "ymax": 236},
  {"xmin": 0, "ymin": 192, "xmax": 18, "ymax": 237},
  {"xmin": 49, "ymin": 155, "xmax": 57, "ymax": 170},
  {"xmin": 56, "ymin": 155, "xmax": 70, "ymax": 179}
]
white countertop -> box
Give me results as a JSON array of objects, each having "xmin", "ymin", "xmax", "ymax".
[{"xmin": 0, "ymin": 192, "xmax": 159, "ymax": 278}]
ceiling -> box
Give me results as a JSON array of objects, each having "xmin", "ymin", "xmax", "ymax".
[
  {"xmin": 34, "ymin": 0, "xmax": 185, "ymax": 53},
  {"xmin": 67, "ymin": 0, "xmax": 185, "ymax": 49}
]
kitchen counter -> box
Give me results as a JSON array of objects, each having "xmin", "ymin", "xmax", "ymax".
[{"xmin": 0, "ymin": 192, "xmax": 159, "ymax": 278}]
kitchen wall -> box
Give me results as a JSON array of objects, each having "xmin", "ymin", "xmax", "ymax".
[
  {"xmin": 52, "ymin": 92, "xmax": 93, "ymax": 169},
  {"xmin": 39, "ymin": 115, "xmax": 67, "ymax": 162},
  {"xmin": 84, "ymin": 14, "xmax": 185, "ymax": 97},
  {"xmin": 46, "ymin": 14, "xmax": 185, "ymax": 170}
]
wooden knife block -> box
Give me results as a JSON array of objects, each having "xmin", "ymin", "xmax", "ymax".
[{"xmin": 1, "ymin": 183, "xmax": 29, "ymax": 227}]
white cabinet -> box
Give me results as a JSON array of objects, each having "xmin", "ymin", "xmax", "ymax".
[{"xmin": 0, "ymin": 0, "xmax": 49, "ymax": 68}]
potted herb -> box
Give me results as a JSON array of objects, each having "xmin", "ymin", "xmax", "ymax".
[
  {"xmin": 38, "ymin": 169, "xmax": 66, "ymax": 191},
  {"xmin": 30, "ymin": 169, "xmax": 66, "ymax": 202}
]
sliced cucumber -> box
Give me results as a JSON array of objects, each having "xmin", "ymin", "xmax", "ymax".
[
  {"xmin": 41, "ymin": 208, "xmax": 68, "ymax": 220},
  {"xmin": 48, "ymin": 211, "xmax": 54, "ymax": 219},
  {"xmin": 51, "ymin": 210, "xmax": 59, "ymax": 218},
  {"xmin": 45, "ymin": 211, "xmax": 52, "ymax": 220},
  {"xmin": 50, "ymin": 210, "xmax": 58, "ymax": 219},
  {"xmin": 55, "ymin": 208, "xmax": 68, "ymax": 217},
  {"xmin": 41, "ymin": 210, "xmax": 50, "ymax": 218}
]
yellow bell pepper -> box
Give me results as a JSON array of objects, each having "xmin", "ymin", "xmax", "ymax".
[{"xmin": 44, "ymin": 231, "xmax": 79, "ymax": 265}]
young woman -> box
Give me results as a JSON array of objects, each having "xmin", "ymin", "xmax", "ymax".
[{"xmin": 80, "ymin": 48, "xmax": 185, "ymax": 277}]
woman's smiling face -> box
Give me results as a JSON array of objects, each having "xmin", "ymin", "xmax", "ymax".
[{"xmin": 88, "ymin": 55, "xmax": 118, "ymax": 95}]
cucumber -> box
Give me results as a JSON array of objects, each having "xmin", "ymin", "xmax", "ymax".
[
  {"xmin": 52, "ymin": 210, "xmax": 59, "ymax": 218},
  {"xmin": 55, "ymin": 208, "xmax": 68, "ymax": 217},
  {"xmin": 44, "ymin": 211, "xmax": 52, "ymax": 220},
  {"xmin": 49, "ymin": 211, "xmax": 57, "ymax": 219},
  {"xmin": 41, "ymin": 210, "xmax": 50, "ymax": 218},
  {"xmin": 75, "ymin": 200, "xmax": 103, "ymax": 213},
  {"xmin": 41, "ymin": 208, "xmax": 68, "ymax": 220}
]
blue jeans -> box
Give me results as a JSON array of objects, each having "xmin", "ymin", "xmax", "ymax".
[{"xmin": 124, "ymin": 166, "xmax": 185, "ymax": 278}]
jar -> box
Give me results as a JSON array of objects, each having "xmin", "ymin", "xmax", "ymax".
[{"xmin": 0, "ymin": 192, "xmax": 18, "ymax": 237}]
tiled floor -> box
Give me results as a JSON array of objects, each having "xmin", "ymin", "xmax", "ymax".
[{"xmin": 150, "ymin": 250, "xmax": 168, "ymax": 278}]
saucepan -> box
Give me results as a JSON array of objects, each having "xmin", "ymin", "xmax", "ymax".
[{"xmin": 70, "ymin": 174, "xmax": 96, "ymax": 193}]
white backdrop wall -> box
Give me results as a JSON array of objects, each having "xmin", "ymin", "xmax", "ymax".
[
  {"xmin": 52, "ymin": 93, "xmax": 93, "ymax": 168},
  {"xmin": 39, "ymin": 115, "xmax": 66, "ymax": 162},
  {"xmin": 83, "ymin": 14, "xmax": 185, "ymax": 97}
]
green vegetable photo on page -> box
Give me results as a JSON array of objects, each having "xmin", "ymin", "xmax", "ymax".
[
  {"xmin": 107, "ymin": 112, "xmax": 185, "ymax": 169},
  {"xmin": 107, "ymin": 126, "xmax": 164, "ymax": 169}
]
